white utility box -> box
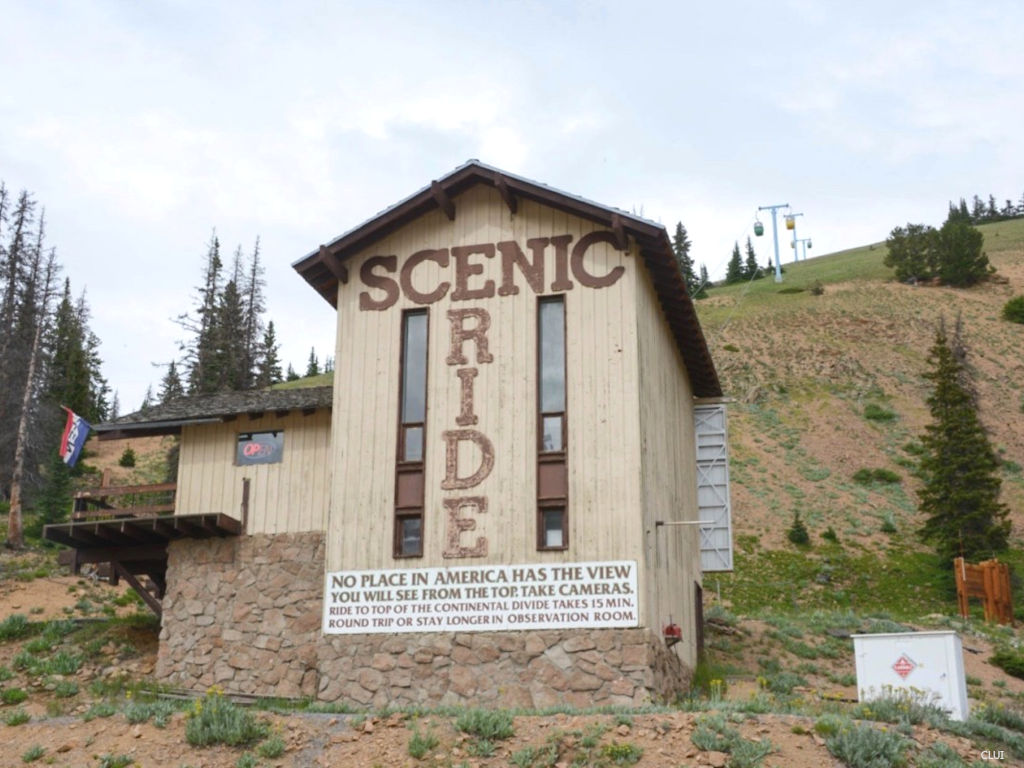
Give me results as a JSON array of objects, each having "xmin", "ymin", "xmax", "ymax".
[{"xmin": 851, "ymin": 630, "xmax": 969, "ymax": 721}]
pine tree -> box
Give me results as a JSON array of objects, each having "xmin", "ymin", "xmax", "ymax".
[
  {"xmin": 179, "ymin": 232, "xmax": 274, "ymax": 395},
  {"xmin": 743, "ymin": 237, "xmax": 761, "ymax": 280},
  {"xmin": 698, "ymin": 264, "xmax": 710, "ymax": 294},
  {"xmin": 305, "ymin": 348, "xmax": 321, "ymax": 377},
  {"xmin": 183, "ymin": 233, "xmax": 223, "ymax": 394},
  {"xmin": 725, "ymin": 242, "xmax": 744, "ymax": 284},
  {"xmin": 158, "ymin": 361, "xmax": 185, "ymax": 403},
  {"xmin": 254, "ymin": 321, "xmax": 282, "ymax": 388},
  {"xmin": 936, "ymin": 219, "xmax": 990, "ymax": 287},
  {"xmin": 671, "ymin": 222, "xmax": 700, "ymax": 297},
  {"xmin": 240, "ymin": 238, "xmax": 265, "ymax": 386},
  {"xmin": 285, "ymin": 364, "xmax": 299, "ymax": 382},
  {"xmin": 918, "ymin": 317, "xmax": 1010, "ymax": 562}
]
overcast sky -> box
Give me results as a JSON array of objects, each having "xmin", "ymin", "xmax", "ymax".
[{"xmin": 2, "ymin": 0, "xmax": 1021, "ymax": 413}]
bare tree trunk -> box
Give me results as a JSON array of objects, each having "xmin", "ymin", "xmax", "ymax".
[{"xmin": 6, "ymin": 254, "xmax": 55, "ymax": 550}]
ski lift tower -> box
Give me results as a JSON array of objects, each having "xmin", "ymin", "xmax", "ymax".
[
  {"xmin": 757, "ymin": 203, "xmax": 790, "ymax": 282},
  {"xmin": 795, "ymin": 237, "xmax": 813, "ymax": 261},
  {"xmin": 786, "ymin": 212, "xmax": 804, "ymax": 262}
]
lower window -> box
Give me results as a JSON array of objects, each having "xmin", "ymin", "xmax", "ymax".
[
  {"xmin": 395, "ymin": 513, "xmax": 423, "ymax": 557},
  {"xmin": 538, "ymin": 506, "xmax": 567, "ymax": 550}
]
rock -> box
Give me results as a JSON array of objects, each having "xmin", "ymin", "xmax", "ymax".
[
  {"xmin": 707, "ymin": 751, "xmax": 728, "ymax": 767},
  {"xmin": 617, "ymin": 724, "xmax": 630, "ymax": 736},
  {"xmin": 56, "ymin": 744, "xmax": 73, "ymax": 753}
]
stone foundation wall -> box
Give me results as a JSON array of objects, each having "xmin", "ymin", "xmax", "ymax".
[
  {"xmin": 158, "ymin": 534, "xmax": 692, "ymax": 706},
  {"xmin": 157, "ymin": 533, "xmax": 324, "ymax": 698}
]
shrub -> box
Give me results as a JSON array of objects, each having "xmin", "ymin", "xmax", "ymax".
[
  {"xmin": 1, "ymin": 687, "xmax": 28, "ymax": 705},
  {"xmin": 118, "ymin": 447, "xmax": 137, "ymax": 468},
  {"xmin": 455, "ymin": 709, "xmax": 514, "ymax": 740},
  {"xmin": 21, "ymin": 745, "xmax": 44, "ymax": 763},
  {"xmin": 185, "ymin": 690, "xmax": 268, "ymax": 747},
  {"xmin": 863, "ymin": 404, "xmax": 896, "ymax": 422},
  {"xmin": 991, "ymin": 649, "xmax": 1024, "ymax": 680},
  {"xmin": 822, "ymin": 526, "xmax": 838, "ymax": 543},
  {"xmin": 787, "ymin": 512, "xmax": 810, "ymax": 546},
  {"xmin": 600, "ymin": 741, "xmax": 643, "ymax": 765},
  {"xmin": 1003, "ymin": 296, "xmax": 1024, "ymax": 324},
  {"xmin": 53, "ymin": 680, "xmax": 79, "ymax": 698},
  {"xmin": 97, "ymin": 755, "xmax": 134, "ymax": 768},
  {"xmin": 408, "ymin": 726, "xmax": 439, "ymax": 759},
  {"xmin": 83, "ymin": 702, "xmax": 118, "ymax": 721},
  {"xmin": 881, "ymin": 515, "xmax": 898, "ymax": 534},
  {"xmin": 258, "ymin": 735, "xmax": 286, "ymax": 758},
  {"xmin": 853, "ymin": 468, "xmax": 901, "ymax": 485},
  {"xmin": 0, "ymin": 614, "xmax": 32, "ymax": 641},
  {"xmin": 234, "ymin": 755, "xmax": 256, "ymax": 768},
  {"xmin": 3, "ymin": 708, "xmax": 30, "ymax": 726},
  {"xmin": 810, "ymin": 280, "xmax": 825, "ymax": 296},
  {"xmin": 825, "ymin": 722, "xmax": 910, "ymax": 768}
]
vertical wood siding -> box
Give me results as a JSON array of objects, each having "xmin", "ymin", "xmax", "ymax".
[
  {"xmin": 175, "ymin": 409, "xmax": 332, "ymax": 533},
  {"xmin": 634, "ymin": 260, "xmax": 702, "ymax": 667},
  {"xmin": 328, "ymin": 186, "xmax": 647, "ymax": 601}
]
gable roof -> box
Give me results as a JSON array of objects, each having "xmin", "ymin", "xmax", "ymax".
[
  {"xmin": 93, "ymin": 386, "xmax": 333, "ymax": 440},
  {"xmin": 293, "ymin": 160, "xmax": 721, "ymax": 398}
]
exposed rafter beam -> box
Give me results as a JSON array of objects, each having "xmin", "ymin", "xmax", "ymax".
[
  {"xmin": 494, "ymin": 175, "xmax": 518, "ymax": 215},
  {"xmin": 611, "ymin": 214, "xmax": 629, "ymax": 251},
  {"xmin": 431, "ymin": 181, "xmax": 456, "ymax": 221},
  {"xmin": 318, "ymin": 245, "xmax": 349, "ymax": 284}
]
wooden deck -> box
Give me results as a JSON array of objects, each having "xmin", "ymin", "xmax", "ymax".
[{"xmin": 43, "ymin": 480, "xmax": 242, "ymax": 619}]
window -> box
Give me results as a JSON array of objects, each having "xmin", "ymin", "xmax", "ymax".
[
  {"xmin": 395, "ymin": 310, "xmax": 428, "ymax": 557},
  {"xmin": 537, "ymin": 297, "xmax": 567, "ymax": 550},
  {"xmin": 236, "ymin": 431, "xmax": 284, "ymax": 466},
  {"xmin": 538, "ymin": 506, "xmax": 567, "ymax": 550},
  {"xmin": 399, "ymin": 310, "xmax": 428, "ymax": 462},
  {"xmin": 538, "ymin": 298, "xmax": 565, "ymax": 453}
]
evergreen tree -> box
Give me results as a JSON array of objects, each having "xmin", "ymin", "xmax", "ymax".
[
  {"xmin": 971, "ymin": 195, "xmax": 986, "ymax": 222},
  {"xmin": 158, "ymin": 361, "xmax": 185, "ymax": 403},
  {"xmin": 698, "ymin": 264, "xmax": 710, "ymax": 294},
  {"xmin": 918, "ymin": 318, "xmax": 1010, "ymax": 561},
  {"xmin": 182, "ymin": 233, "xmax": 223, "ymax": 394},
  {"xmin": 140, "ymin": 384, "xmax": 154, "ymax": 412},
  {"xmin": 109, "ymin": 391, "xmax": 120, "ymax": 420},
  {"xmin": 884, "ymin": 223, "xmax": 938, "ymax": 282},
  {"xmin": 987, "ymin": 194, "xmax": 998, "ymax": 220},
  {"xmin": 671, "ymin": 222, "xmax": 700, "ymax": 297},
  {"xmin": 725, "ymin": 242, "xmax": 744, "ymax": 284},
  {"xmin": 179, "ymin": 232, "xmax": 274, "ymax": 395},
  {"xmin": 213, "ymin": 277, "xmax": 246, "ymax": 390},
  {"xmin": 254, "ymin": 321, "xmax": 282, "ymax": 388},
  {"xmin": 285, "ymin": 363, "xmax": 299, "ymax": 382},
  {"xmin": 743, "ymin": 237, "xmax": 762, "ymax": 280},
  {"xmin": 947, "ymin": 199, "xmax": 972, "ymax": 224},
  {"xmin": 936, "ymin": 219, "xmax": 990, "ymax": 287},
  {"xmin": 240, "ymin": 238, "xmax": 265, "ymax": 387},
  {"xmin": 305, "ymin": 347, "xmax": 321, "ymax": 377}
]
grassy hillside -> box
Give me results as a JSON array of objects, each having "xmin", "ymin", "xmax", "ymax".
[{"xmin": 697, "ymin": 218, "xmax": 1024, "ymax": 617}]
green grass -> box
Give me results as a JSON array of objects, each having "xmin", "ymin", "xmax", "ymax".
[
  {"xmin": 716, "ymin": 543, "xmax": 952, "ymax": 617},
  {"xmin": 271, "ymin": 372, "xmax": 333, "ymax": 390}
]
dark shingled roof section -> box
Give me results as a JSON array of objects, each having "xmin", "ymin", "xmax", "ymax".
[
  {"xmin": 94, "ymin": 386, "xmax": 333, "ymax": 439},
  {"xmin": 292, "ymin": 160, "xmax": 722, "ymax": 398}
]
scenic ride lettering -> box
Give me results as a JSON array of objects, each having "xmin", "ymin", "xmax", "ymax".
[{"xmin": 358, "ymin": 231, "xmax": 626, "ymax": 311}]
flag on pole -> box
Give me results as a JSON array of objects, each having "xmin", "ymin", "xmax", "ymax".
[{"xmin": 60, "ymin": 407, "xmax": 91, "ymax": 467}]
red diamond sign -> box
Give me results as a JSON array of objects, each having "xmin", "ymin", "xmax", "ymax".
[{"xmin": 892, "ymin": 654, "xmax": 917, "ymax": 679}]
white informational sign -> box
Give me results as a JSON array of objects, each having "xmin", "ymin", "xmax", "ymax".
[
  {"xmin": 322, "ymin": 560, "xmax": 638, "ymax": 635},
  {"xmin": 852, "ymin": 631, "xmax": 969, "ymax": 721}
]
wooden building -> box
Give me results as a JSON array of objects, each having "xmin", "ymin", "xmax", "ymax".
[{"xmin": 46, "ymin": 162, "xmax": 730, "ymax": 707}]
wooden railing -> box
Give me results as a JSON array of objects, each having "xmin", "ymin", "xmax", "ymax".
[{"xmin": 72, "ymin": 481, "xmax": 177, "ymax": 520}]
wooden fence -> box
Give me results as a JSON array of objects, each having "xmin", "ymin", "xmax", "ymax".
[{"xmin": 954, "ymin": 557, "xmax": 1013, "ymax": 625}]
